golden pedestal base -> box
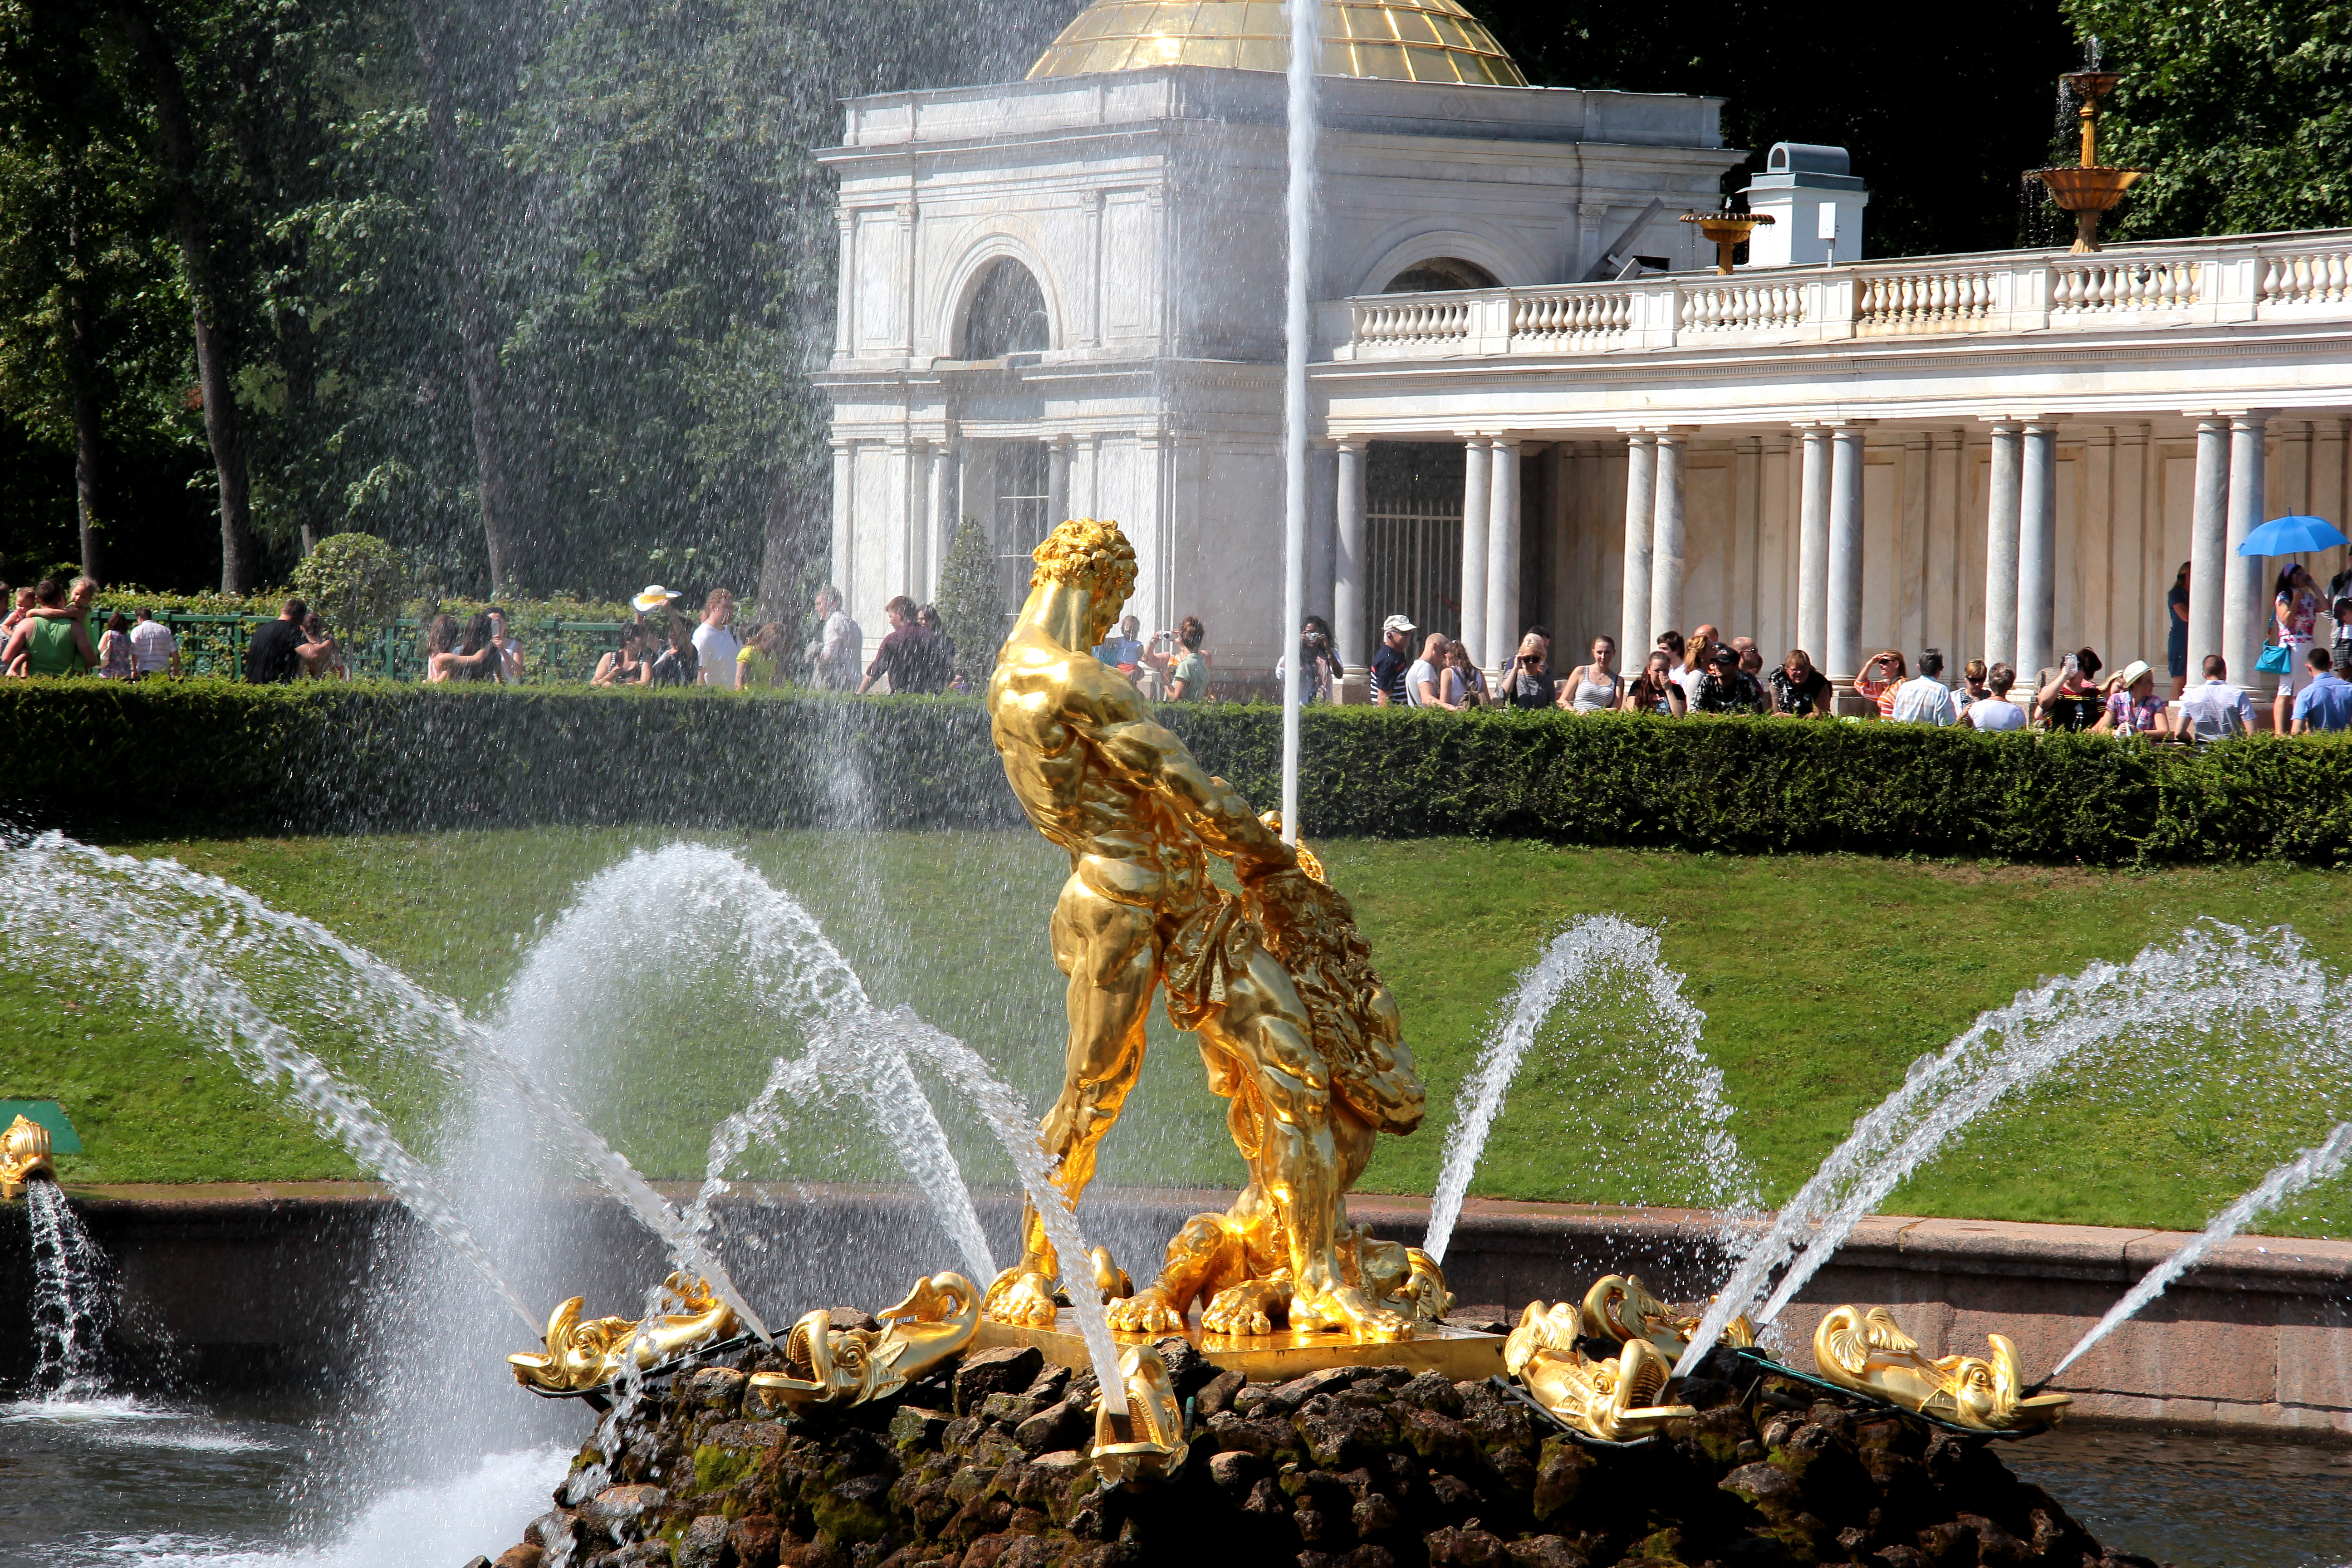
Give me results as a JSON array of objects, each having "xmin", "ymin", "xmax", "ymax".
[{"xmin": 975, "ymin": 1309, "xmax": 1505, "ymax": 1384}]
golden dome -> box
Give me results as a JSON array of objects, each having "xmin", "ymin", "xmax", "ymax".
[{"xmin": 1029, "ymin": 0, "xmax": 1527, "ymax": 87}]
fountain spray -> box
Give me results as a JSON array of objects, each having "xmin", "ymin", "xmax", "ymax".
[{"xmin": 2051, "ymin": 1120, "xmax": 2352, "ymax": 1379}]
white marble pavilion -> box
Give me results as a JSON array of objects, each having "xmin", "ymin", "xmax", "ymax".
[{"xmin": 819, "ymin": 0, "xmax": 2352, "ymax": 694}]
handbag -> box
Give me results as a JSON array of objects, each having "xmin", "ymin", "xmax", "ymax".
[{"xmin": 2257, "ymin": 641, "xmax": 2293, "ymax": 674}]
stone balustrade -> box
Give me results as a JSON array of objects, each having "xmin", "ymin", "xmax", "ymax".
[{"xmin": 1333, "ymin": 230, "xmax": 2352, "ymax": 360}]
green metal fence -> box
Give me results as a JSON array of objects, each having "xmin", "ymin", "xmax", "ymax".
[{"xmin": 154, "ymin": 613, "xmax": 627, "ymax": 683}]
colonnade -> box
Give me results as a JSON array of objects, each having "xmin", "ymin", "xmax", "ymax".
[
  {"xmin": 1329, "ymin": 411, "xmax": 2296, "ymax": 688},
  {"xmin": 1333, "ymin": 434, "xmax": 1525, "ymax": 671}
]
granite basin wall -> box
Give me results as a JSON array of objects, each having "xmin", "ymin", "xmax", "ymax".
[{"xmin": 4, "ymin": 1185, "xmax": 2347, "ymax": 1436}]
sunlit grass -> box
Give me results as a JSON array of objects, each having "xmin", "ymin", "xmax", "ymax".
[{"xmin": 7, "ymin": 828, "xmax": 2350, "ymax": 1236}]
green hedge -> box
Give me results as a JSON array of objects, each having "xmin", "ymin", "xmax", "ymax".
[{"xmin": 5, "ymin": 681, "xmax": 2350, "ymax": 864}]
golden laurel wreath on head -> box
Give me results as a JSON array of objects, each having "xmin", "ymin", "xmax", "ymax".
[{"xmin": 1031, "ymin": 517, "xmax": 1137, "ymax": 603}]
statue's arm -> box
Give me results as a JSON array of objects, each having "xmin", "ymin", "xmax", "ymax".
[{"xmin": 1080, "ymin": 690, "xmax": 1294, "ymax": 876}]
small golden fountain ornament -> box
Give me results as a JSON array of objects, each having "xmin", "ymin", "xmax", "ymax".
[
  {"xmin": 0, "ymin": 1115, "xmax": 55, "ymax": 1200},
  {"xmin": 2031, "ymin": 71, "xmax": 2143, "ymax": 253},
  {"xmin": 1680, "ymin": 208, "xmax": 1774, "ymax": 275}
]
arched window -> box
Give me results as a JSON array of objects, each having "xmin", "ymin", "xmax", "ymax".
[
  {"xmin": 960, "ymin": 259, "xmax": 1051, "ymax": 358},
  {"xmin": 1382, "ymin": 256, "xmax": 1500, "ymax": 293}
]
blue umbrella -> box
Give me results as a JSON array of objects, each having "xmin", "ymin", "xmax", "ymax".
[{"xmin": 2236, "ymin": 514, "xmax": 2350, "ymax": 556}]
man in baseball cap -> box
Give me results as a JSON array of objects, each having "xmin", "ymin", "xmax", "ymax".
[{"xmin": 1371, "ymin": 614, "xmax": 1416, "ymax": 706}]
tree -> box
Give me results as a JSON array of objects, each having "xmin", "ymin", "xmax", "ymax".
[
  {"xmin": 2059, "ymin": 0, "xmax": 2352, "ymax": 239},
  {"xmin": 112, "ymin": 0, "xmax": 255, "ymax": 591},
  {"xmin": 290, "ymin": 529, "xmax": 403, "ymax": 642},
  {"xmin": 935, "ymin": 518, "xmax": 998, "ymax": 690},
  {"xmin": 0, "ymin": 0, "xmax": 195, "ymax": 587}
]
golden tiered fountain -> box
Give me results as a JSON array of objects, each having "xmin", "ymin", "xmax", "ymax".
[
  {"xmin": 1680, "ymin": 208, "xmax": 1774, "ymax": 275},
  {"xmin": 2032, "ymin": 71, "xmax": 2144, "ymax": 253}
]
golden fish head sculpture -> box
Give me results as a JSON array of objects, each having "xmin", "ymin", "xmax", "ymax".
[
  {"xmin": 1518, "ymin": 1336, "xmax": 1698, "ymax": 1443},
  {"xmin": 1504, "ymin": 1299, "xmax": 1586, "ymax": 1381},
  {"xmin": 1090, "ymin": 1343, "xmax": 1186, "ymax": 1486},
  {"xmin": 1811, "ymin": 1305, "xmax": 2072, "ymax": 1432},
  {"xmin": 745, "ymin": 1272, "xmax": 981, "ymax": 1416},
  {"xmin": 1578, "ymin": 1274, "xmax": 1755, "ymax": 1360},
  {"xmin": 508, "ymin": 1272, "xmax": 740, "ymax": 1395},
  {"xmin": 0, "ymin": 1114, "xmax": 55, "ymax": 1200}
]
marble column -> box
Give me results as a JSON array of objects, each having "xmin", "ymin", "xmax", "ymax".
[
  {"xmin": 1619, "ymin": 432, "xmax": 1658, "ymax": 662},
  {"xmin": 1046, "ymin": 436, "xmax": 1073, "ymax": 525},
  {"xmin": 1982, "ymin": 422, "xmax": 2022, "ymax": 671},
  {"xmin": 1334, "ymin": 440, "xmax": 1367, "ymax": 670},
  {"xmin": 2188, "ymin": 416, "xmax": 2231, "ymax": 677},
  {"xmin": 926, "ymin": 441, "xmax": 960, "ymax": 602},
  {"xmin": 1795, "ymin": 424, "xmax": 1830, "ymax": 662},
  {"xmin": 1649, "ymin": 430, "xmax": 1688, "ymax": 648},
  {"xmin": 2224, "ymin": 411, "xmax": 2271, "ymax": 688},
  {"xmin": 1825, "ymin": 424, "xmax": 1867, "ymax": 682},
  {"xmin": 1309, "ymin": 441, "xmax": 1338, "ymax": 633},
  {"xmin": 2016, "ymin": 421, "xmax": 2059, "ymax": 680},
  {"xmin": 1460, "ymin": 437, "xmax": 1492, "ymax": 663},
  {"xmin": 1485, "ymin": 437, "xmax": 1522, "ymax": 670},
  {"xmin": 830, "ymin": 439, "xmax": 855, "ymax": 598}
]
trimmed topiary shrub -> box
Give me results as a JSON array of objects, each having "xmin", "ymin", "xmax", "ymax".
[{"xmin": 1, "ymin": 681, "xmax": 2347, "ymax": 864}]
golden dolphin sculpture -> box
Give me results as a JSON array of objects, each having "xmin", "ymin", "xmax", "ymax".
[
  {"xmin": 1090, "ymin": 1344, "xmax": 1186, "ymax": 1485},
  {"xmin": 1514, "ymin": 1335, "xmax": 1696, "ymax": 1443},
  {"xmin": 1580, "ymin": 1274, "xmax": 1754, "ymax": 1361},
  {"xmin": 509, "ymin": 1273, "xmax": 740, "ymax": 1394},
  {"xmin": 746, "ymin": 1273, "xmax": 980, "ymax": 1416},
  {"xmin": 0, "ymin": 1115, "xmax": 55, "ymax": 1200},
  {"xmin": 1812, "ymin": 1305, "xmax": 2072, "ymax": 1432}
]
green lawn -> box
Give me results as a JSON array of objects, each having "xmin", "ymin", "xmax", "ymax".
[{"xmin": 7, "ymin": 828, "xmax": 2351, "ymax": 1237}]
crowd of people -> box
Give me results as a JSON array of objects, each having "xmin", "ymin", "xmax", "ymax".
[
  {"xmin": 10, "ymin": 557, "xmax": 2352, "ymax": 736},
  {"xmin": 1328, "ymin": 602, "xmax": 2352, "ymax": 737}
]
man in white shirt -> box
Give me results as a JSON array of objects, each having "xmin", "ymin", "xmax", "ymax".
[
  {"xmin": 1889, "ymin": 649, "xmax": 1958, "ymax": 725},
  {"xmin": 692, "ymin": 588, "xmax": 741, "ymax": 688},
  {"xmin": 127, "ymin": 608, "xmax": 178, "ymax": 677},
  {"xmin": 1960, "ymin": 663, "xmax": 2029, "ymax": 730},
  {"xmin": 804, "ymin": 584, "xmax": 863, "ymax": 690},
  {"xmin": 2177, "ymin": 655, "xmax": 2257, "ymax": 742}
]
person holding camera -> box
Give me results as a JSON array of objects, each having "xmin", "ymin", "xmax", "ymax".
[
  {"xmin": 1502, "ymin": 633, "xmax": 1553, "ymax": 709},
  {"xmin": 1275, "ymin": 614, "xmax": 1335, "ymax": 703}
]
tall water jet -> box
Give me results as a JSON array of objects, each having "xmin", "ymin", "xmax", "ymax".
[
  {"xmin": 2051, "ymin": 1120, "xmax": 2352, "ymax": 1378},
  {"xmin": 1675, "ymin": 922, "xmax": 2335, "ymax": 1377},
  {"xmin": 1275, "ymin": 0, "xmax": 1319, "ymax": 838},
  {"xmin": 1425, "ymin": 915, "xmax": 1756, "ymax": 1265}
]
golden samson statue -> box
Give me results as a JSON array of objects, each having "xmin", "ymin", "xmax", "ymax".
[{"xmin": 983, "ymin": 517, "xmax": 1446, "ymax": 1343}]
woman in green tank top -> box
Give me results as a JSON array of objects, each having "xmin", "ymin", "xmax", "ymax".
[{"xmin": 2, "ymin": 580, "xmax": 98, "ymax": 676}]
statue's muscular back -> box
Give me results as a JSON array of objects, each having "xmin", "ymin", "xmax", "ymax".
[{"xmin": 986, "ymin": 619, "xmax": 1203, "ymax": 907}]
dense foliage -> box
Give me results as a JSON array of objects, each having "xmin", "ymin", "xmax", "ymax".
[
  {"xmin": 2059, "ymin": 0, "xmax": 2352, "ymax": 240},
  {"xmin": 0, "ymin": 0, "xmax": 1059, "ymax": 598},
  {"xmin": 287, "ymin": 529, "xmax": 402, "ymax": 637},
  {"xmin": 7, "ymin": 682, "xmax": 2349, "ymax": 864}
]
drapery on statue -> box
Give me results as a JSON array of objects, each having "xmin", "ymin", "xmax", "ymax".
[{"xmin": 983, "ymin": 517, "xmax": 1449, "ymax": 1343}]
